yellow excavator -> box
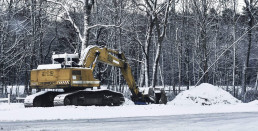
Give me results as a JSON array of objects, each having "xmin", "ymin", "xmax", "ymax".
[{"xmin": 24, "ymin": 45, "xmax": 167, "ymax": 107}]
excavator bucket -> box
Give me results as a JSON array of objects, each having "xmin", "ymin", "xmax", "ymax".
[
  {"xmin": 136, "ymin": 87, "xmax": 167, "ymax": 104},
  {"xmin": 156, "ymin": 89, "xmax": 168, "ymax": 104},
  {"xmin": 153, "ymin": 88, "xmax": 167, "ymax": 104}
]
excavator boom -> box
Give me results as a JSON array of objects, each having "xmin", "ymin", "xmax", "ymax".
[{"xmin": 79, "ymin": 46, "xmax": 141, "ymax": 100}]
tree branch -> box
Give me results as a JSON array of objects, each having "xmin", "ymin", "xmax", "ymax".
[
  {"xmin": 46, "ymin": 0, "xmax": 83, "ymax": 42},
  {"xmin": 87, "ymin": 24, "xmax": 122, "ymax": 30}
]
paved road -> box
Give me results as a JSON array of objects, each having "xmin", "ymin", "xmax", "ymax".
[{"xmin": 1, "ymin": 112, "xmax": 258, "ymax": 131}]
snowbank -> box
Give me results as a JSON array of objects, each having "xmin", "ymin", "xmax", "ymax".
[
  {"xmin": 169, "ymin": 83, "xmax": 241, "ymax": 106},
  {"xmin": 123, "ymin": 98, "xmax": 135, "ymax": 105},
  {"xmin": 246, "ymin": 100, "xmax": 258, "ymax": 105}
]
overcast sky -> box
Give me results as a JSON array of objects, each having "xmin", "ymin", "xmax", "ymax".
[
  {"xmin": 239, "ymin": 0, "xmax": 245, "ymax": 10},
  {"xmin": 173, "ymin": 0, "xmax": 247, "ymax": 13}
]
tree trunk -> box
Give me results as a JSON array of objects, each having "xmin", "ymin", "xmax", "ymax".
[
  {"xmin": 176, "ymin": 28, "xmax": 181, "ymax": 89},
  {"xmin": 151, "ymin": 0, "xmax": 171, "ymax": 88},
  {"xmin": 38, "ymin": 1, "xmax": 44, "ymax": 64},
  {"xmin": 151, "ymin": 42, "xmax": 162, "ymax": 87},
  {"xmin": 255, "ymin": 72, "xmax": 258, "ymax": 90},
  {"xmin": 0, "ymin": 23, "xmax": 4, "ymax": 95},
  {"xmin": 139, "ymin": 61, "xmax": 145, "ymax": 87},
  {"xmin": 242, "ymin": 0, "xmax": 254, "ymax": 97},
  {"xmin": 143, "ymin": 16, "xmax": 154, "ymax": 87},
  {"xmin": 232, "ymin": 0, "xmax": 237, "ymax": 96},
  {"xmin": 81, "ymin": 0, "xmax": 94, "ymax": 54},
  {"xmin": 30, "ymin": 0, "xmax": 36, "ymax": 70},
  {"xmin": 144, "ymin": 56, "xmax": 149, "ymax": 87}
]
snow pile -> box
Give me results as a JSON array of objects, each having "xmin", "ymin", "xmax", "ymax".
[
  {"xmin": 247, "ymin": 100, "xmax": 258, "ymax": 105},
  {"xmin": 169, "ymin": 83, "xmax": 241, "ymax": 106},
  {"xmin": 123, "ymin": 98, "xmax": 135, "ymax": 105}
]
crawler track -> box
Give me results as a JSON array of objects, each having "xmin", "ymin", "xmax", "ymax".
[
  {"xmin": 24, "ymin": 90, "xmax": 125, "ymax": 107},
  {"xmin": 24, "ymin": 91, "xmax": 62, "ymax": 107}
]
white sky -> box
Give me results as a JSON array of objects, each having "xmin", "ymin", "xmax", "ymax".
[
  {"xmin": 238, "ymin": 0, "xmax": 246, "ymax": 11},
  {"xmin": 174, "ymin": 0, "xmax": 247, "ymax": 14}
]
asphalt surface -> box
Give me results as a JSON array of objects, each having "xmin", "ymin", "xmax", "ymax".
[{"xmin": 1, "ymin": 112, "xmax": 258, "ymax": 131}]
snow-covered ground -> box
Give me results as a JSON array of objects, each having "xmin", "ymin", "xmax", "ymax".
[
  {"xmin": 1, "ymin": 112, "xmax": 258, "ymax": 131},
  {"xmin": 0, "ymin": 83, "xmax": 258, "ymax": 122},
  {"xmin": 0, "ymin": 102, "xmax": 258, "ymax": 122}
]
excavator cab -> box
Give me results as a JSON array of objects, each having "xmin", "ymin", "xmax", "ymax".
[{"xmin": 52, "ymin": 53, "xmax": 80, "ymax": 67}]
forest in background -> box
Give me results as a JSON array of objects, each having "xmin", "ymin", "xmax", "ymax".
[{"xmin": 0, "ymin": 0, "xmax": 257, "ymax": 100}]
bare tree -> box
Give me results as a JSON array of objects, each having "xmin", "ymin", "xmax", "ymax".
[
  {"xmin": 151, "ymin": 0, "xmax": 172, "ymax": 88},
  {"xmin": 241, "ymin": 0, "xmax": 257, "ymax": 96},
  {"xmin": 192, "ymin": 0, "xmax": 209, "ymax": 83}
]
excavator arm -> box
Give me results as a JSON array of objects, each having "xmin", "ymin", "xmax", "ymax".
[{"xmin": 79, "ymin": 46, "xmax": 144, "ymax": 102}]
